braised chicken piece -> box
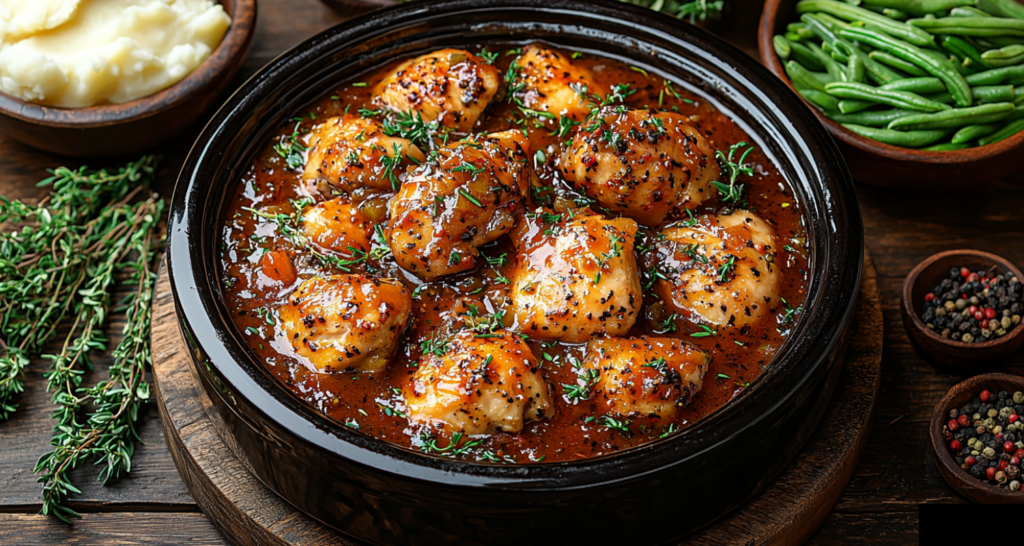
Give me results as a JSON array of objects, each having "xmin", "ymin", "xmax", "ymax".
[
  {"xmin": 647, "ymin": 210, "xmax": 780, "ymax": 328},
  {"xmin": 300, "ymin": 198, "xmax": 373, "ymax": 255},
  {"xmin": 279, "ymin": 275, "xmax": 412, "ymax": 373},
  {"xmin": 388, "ymin": 130, "xmax": 531, "ymax": 280},
  {"xmin": 374, "ymin": 48, "xmax": 500, "ymax": 132},
  {"xmin": 302, "ymin": 115, "xmax": 424, "ymax": 197},
  {"xmin": 509, "ymin": 44, "xmax": 608, "ymax": 123},
  {"xmin": 582, "ymin": 336, "xmax": 710, "ymax": 419},
  {"xmin": 510, "ymin": 212, "xmax": 642, "ymax": 343},
  {"xmin": 558, "ymin": 108, "xmax": 720, "ymax": 227},
  {"xmin": 406, "ymin": 330, "xmax": 554, "ymax": 434}
]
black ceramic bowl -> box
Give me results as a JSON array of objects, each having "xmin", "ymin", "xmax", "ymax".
[{"xmin": 167, "ymin": 1, "xmax": 864, "ymax": 544}]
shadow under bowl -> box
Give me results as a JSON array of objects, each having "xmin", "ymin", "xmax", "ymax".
[
  {"xmin": 901, "ymin": 249, "xmax": 1024, "ymax": 370},
  {"xmin": 931, "ymin": 373, "xmax": 1024, "ymax": 504},
  {"xmin": 757, "ymin": 0, "xmax": 1024, "ymax": 190},
  {"xmin": 0, "ymin": 0, "xmax": 256, "ymax": 158}
]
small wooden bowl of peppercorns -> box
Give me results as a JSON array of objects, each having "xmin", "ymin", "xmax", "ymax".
[
  {"xmin": 901, "ymin": 250, "xmax": 1024, "ymax": 370},
  {"xmin": 932, "ymin": 374, "xmax": 1024, "ymax": 504}
]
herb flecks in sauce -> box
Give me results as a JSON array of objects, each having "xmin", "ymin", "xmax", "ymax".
[{"xmin": 218, "ymin": 43, "xmax": 809, "ymax": 464}]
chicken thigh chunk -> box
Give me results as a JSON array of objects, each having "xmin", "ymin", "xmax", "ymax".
[
  {"xmin": 511, "ymin": 212, "xmax": 642, "ymax": 343},
  {"xmin": 388, "ymin": 130, "xmax": 531, "ymax": 280},
  {"xmin": 279, "ymin": 275, "xmax": 412, "ymax": 373},
  {"xmin": 648, "ymin": 210, "xmax": 780, "ymax": 328},
  {"xmin": 559, "ymin": 108, "xmax": 719, "ymax": 227},
  {"xmin": 406, "ymin": 330, "xmax": 554, "ymax": 434}
]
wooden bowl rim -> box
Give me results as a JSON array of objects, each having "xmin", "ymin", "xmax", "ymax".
[
  {"xmin": 757, "ymin": 0, "xmax": 1024, "ymax": 163},
  {"xmin": 0, "ymin": 0, "xmax": 256, "ymax": 129},
  {"xmin": 901, "ymin": 249, "xmax": 1024, "ymax": 350},
  {"xmin": 930, "ymin": 372, "xmax": 1024, "ymax": 502}
]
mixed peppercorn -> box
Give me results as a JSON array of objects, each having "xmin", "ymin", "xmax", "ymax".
[
  {"xmin": 945, "ymin": 389, "xmax": 1024, "ymax": 491},
  {"xmin": 920, "ymin": 266, "xmax": 1022, "ymax": 344}
]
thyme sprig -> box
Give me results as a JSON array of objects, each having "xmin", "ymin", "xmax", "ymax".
[
  {"xmin": 620, "ymin": 0, "xmax": 724, "ymax": 24},
  {"xmin": 0, "ymin": 155, "xmax": 165, "ymax": 522},
  {"xmin": 712, "ymin": 141, "xmax": 755, "ymax": 205}
]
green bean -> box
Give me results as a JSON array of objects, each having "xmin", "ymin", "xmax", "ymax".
[
  {"xmin": 973, "ymin": 85, "xmax": 1016, "ymax": 102},
  {"xmin": 950, "ymin": 7, "xmax": 994, "ymax": 17},
  {"xmin": 951, "ymin": 122, "xmax": 1001, "ymax": 142},
  {"xmin": 1007, "ymin": 103, "xmax": 1024, "ymax": 119},
  {"xmin": 860, "ymin": 0, "xmax": 977, "ymax": 16},
  {"xmin": 838, "ymin": 99, "xmax": 876, "ymax": 112},
  {"xmin": 881, "ymin": 77, "xmax": 947, "ymax": 93},
  {"xmin": 883, "ymin": 8, "xmax": 909, "ymax": 20},
  {"xmin": 976, "ymin": 0, "xmax": 1024, "ymax": 20},
  {"xmin": 923, "ymin": 91, "xmax": 956, "ymax": 103},
  {"xmin": 940, "ymin": 36, "xmax": 988, "ymax": 68},
  {"xmin": 800, "ymin": 89, "xmax": 843, "ymax": 110},
  {"xmin": 869, "ymin": 51, "xmax": 929, "ymax": 76},
  {"xmin": 831, "ymin": 47, "xmax": 851, "ymax": 63},
  {"xmin": 887, "ymin": 102, "xmax": 1016, "ymax": 130},
  {"xmin": 965, "ymin": 64, "xmax": 1024, "ymax": 85},
  {"xmin": 786, "ymin": 25, "xmax": 817, "ymax": 41},
  {"xmin": 980, "ymin": 44, "xmax": 1024, "ymax": 67},
  {"xmin": 838, "ymin": 27, "xmax": 974, "ymax": 106},
  {"xmin": 908, "ymin": 17, "xmax": 1024, "ymax": 36},
  {"xmin": 824, "ymin": 108, "xmax": 919, "ymax": 126},
  {"xmin": 802, "ymin": 14, "xmax": 903, "ymax": 83},
  {"xmin": 786, "ymin": 60, "xmax": 830, "ymax": 92},
  {"xmin": 978, "ymin": 35, "xmax": 1024, "ymax": 47},
  {"xmin": 790, "ymin": 40, "xmax": 827, "ymax": 71},
  {"xmin": 808, "ymin": 41, "xmax": 848, "ymax": 81},
  {"xmin": 920, "ymin": 141, "xmax": 973, "ymax": 150},
  {"xmin": 774, "ymin": 35, "xmax": 793, "ymax": 60},
  {"xmin": 848, "ymin": 54, "xmax": 866, "ymax": 82},
  {"xmin": 1015, "ymin": 86, "xmax": 1024, "ymax": 102},
  {"xmin": 825, "ymin": 81, "xmax": 952, "ymax": 111},
  {"xmin": 841, "ymin": 124, "xmax": 951, "ymax": 146},
  {"xmin": 786, "ymin": 31, "xmax": 806, "ymax": 42},
  {"xmin": 797, "ymin": 0, "xmax": 936, "ymax": 46},
  {"xmin": 978, "ymin": 117, "xmax": 1024, "ymax": 144}
]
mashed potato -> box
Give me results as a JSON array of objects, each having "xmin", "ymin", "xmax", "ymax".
[{"xmin": 0, "ymin": 0, "xmax": 231, "ymax": 107}]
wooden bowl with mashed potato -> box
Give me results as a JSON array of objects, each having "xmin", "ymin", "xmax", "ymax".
[{"xmin": 0, "ymin": 0, "xmax": 255, "ymax": 157}]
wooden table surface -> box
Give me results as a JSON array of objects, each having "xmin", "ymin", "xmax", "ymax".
[{"xmin": 1, "ymin": 1, "xmax": 1022, "ymax": 543}]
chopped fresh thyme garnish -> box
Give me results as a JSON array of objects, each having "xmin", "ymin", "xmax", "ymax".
[
  {"xmin": 273, "ymin": 117, "xmax": 309, "ymax": 171},
  {"xmin": 712, "ymin": 141, "xmax": 755, "ymax": 205},
  {"xmin": 690, "ymin": 324, "xmax": 717, "ymax": 338}
]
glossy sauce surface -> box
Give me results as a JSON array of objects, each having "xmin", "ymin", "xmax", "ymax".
[{"xmin": 218, "ymin": 44, "xmax": 810, "ymax": 464}]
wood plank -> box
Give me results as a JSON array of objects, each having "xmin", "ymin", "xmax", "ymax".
[
  {"xmin": 0, "ymin": 513, "xmax": 229, "ymax": 545},
  {"xmin": 808, "ymin": 511, "xmax": 919, "ymax": 545}
]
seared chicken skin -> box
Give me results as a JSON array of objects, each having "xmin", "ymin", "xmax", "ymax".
[
  {"xmin": 300, "ymin": 198, "xmax": 374, "ymax": 255},
  {"xmin": 302, "ymin": 115, "xmax": 424, "ymax": 196},
  {"xmin": 583, "ymin": 336, "xmax": 710, "ymax": 418},
  {"xmin": 559, "ymin": 108, "xmax": 720, "ymax": 227},
  {"xmin": 509, "ymin": 44, "xmax": 607, "ymax": 123},
  {"xmin": 374, "ymin": 48, "xmax": 500, "ymax": 132},
  {"xmin": 511, "ymin": 212, "xmax": 642, "ymax": 343},
  {"xmin": 406, "ymin": 330, "xmax": 554, "ymax": 434},
  {"xmin": 648, "ymin": 210, "xmax": 780, "ymax": 328},
  {"xmin": 387, "ymin": 130, "xmax": 531, "ymax": 280},
  {"xmin": 279, "ymin": 275, "xmax": 412, "ymax": 373}
]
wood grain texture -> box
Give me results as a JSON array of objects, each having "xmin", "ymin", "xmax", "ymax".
[
  {"xmin": 147, "ymin": 252, "xmax": 882, "ymax": 546},
  {"xmin": 0, "ymin": 513, "xmax": 228, "ymax": 545},
  {"xmin": 0, "ymin": 0, "xmax": 1022, "ymax": 543}
]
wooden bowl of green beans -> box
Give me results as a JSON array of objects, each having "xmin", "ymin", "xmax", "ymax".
[{"xmin": 759, "ymin": 0, "xmax": 1024, "ymax": 189}]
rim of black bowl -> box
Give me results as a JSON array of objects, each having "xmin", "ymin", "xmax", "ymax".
[{"xmin": 168, "ymin": 0, "xmax": 864, "ymax": 490}]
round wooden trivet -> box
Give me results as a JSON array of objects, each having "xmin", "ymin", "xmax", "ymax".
[{"xmin": 151, "ymin": 251, "xmax": 883, "ymax": 546}]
